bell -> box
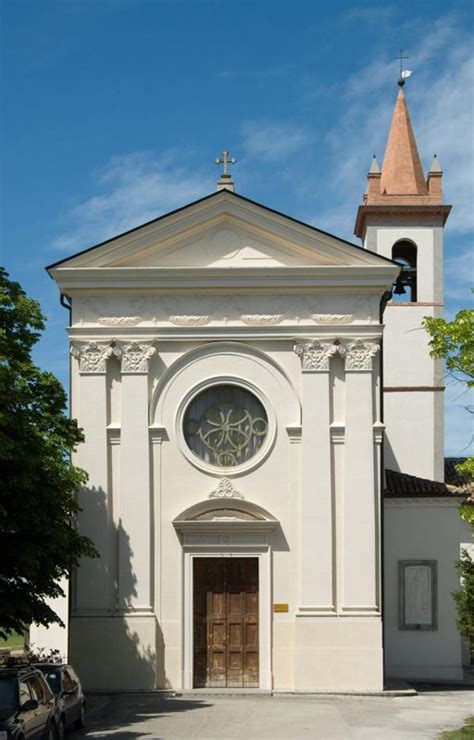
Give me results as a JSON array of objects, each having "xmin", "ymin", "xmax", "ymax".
[{"xmin": 393, "ymin": 281, "xmax": 406, "ymax": 295}]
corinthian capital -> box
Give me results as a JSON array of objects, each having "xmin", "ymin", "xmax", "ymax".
[
  {"xmin": 339, "ymin": 339, "xmax": 380, "ymax": 371},
  {"xmin": 113, "ymin": 341, "xmax": 156, "ymax": 373},
  {"xmin": 70, "ymin": 341, "xmax": 113, "ymax": 373},
  {"xmin": 294, "ymin": 340, "xmax": 338, "ymax": 371}
]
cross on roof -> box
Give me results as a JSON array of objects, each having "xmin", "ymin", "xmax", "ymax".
[
  {"xmin": 215, "ymin": 149, "xmax": 237, "ymax": 177},
  {"xmin": 394, "ymin": 49, "xmax": 410, "ymax": 84}
]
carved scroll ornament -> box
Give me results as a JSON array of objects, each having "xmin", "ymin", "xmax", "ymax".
[
  {"xmin": 294, "ymin": 340, "xmax": 339, "ymax": 371},
  {"xmin": 113, "ymin": 341, "xmax": 156, "ymax": 373},
  {"xmin": 70, "ymin": 341, "xmax": 113, "ymax": 373},
  {"xmin": 340, "ymin": 339, "xmax": 380, "ymax": 371}
]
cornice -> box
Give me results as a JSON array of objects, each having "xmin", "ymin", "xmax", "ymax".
[
  {"xmin": 384, "ymin": 497, "xmax": 463, "ymax": 508},
  {"xmin": 67, "ymin": 325, "xmax": 384, "ymax": 342},
  {"xmin": 354, "ymin": 204, "xmax": 452, "ymax": 238},
  {"xmin": 51, "ymin": 264, "xmax": 399, "ymax": 293}
]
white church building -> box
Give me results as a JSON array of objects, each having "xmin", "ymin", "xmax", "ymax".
[{"xmin": 40, "ymin": 84, "xmax": 472, "ymax": 692}]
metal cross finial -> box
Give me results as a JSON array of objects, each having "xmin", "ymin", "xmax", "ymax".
[
  {"xmin": 394, "ymin": 49, "xmax": 410, "ymax": 86},
  {"xmin": 215, "ymin": 149, "xmax": 237, "ymax": 177}
]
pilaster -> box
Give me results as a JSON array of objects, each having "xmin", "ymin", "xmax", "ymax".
[
  {"xmin": 294, "ymin": 341, "xmax": 337, "ymax": 612},
  {"xmin": 340, "ymin": 339, "xmax": 380, "ymax": 612},
  {"xmin": 70, "ymin": 341, "xmax": 113, "ymax": 611},
  {"xmin": 114, "ymin": 341, "xmax": 156, "ymax": 613}
]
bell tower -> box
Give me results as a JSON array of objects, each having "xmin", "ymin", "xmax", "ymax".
[{"xmin": 354, "ymin": 84, "xmax": 451, "ymax": 482}]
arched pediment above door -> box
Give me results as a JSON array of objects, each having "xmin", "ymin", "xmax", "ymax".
[{"xmin": 173, "ymin": 497, "xmax": 278, "ymax": 533}]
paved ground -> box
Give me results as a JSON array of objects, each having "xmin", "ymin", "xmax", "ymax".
[{"xmin": 72, "ymin": 687, "xmax": 474, "ymax": 740}]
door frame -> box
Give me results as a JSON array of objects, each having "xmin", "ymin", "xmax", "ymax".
[{"xmin": 183, "ymin": 546, "xmax": 272, "ymax": 690}]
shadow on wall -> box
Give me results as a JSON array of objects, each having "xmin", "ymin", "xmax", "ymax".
[
  {"xmin": 69, "ymin": 485, "xmax": 167, "ymax": 692},
  {"xmin": 384, "ymin": 436, "xmax": 401, "ymax": 474}
]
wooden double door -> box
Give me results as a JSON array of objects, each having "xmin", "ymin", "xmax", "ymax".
[{"xmin": 193, "ymin": 557, "xmax": 259, "ymax": 688}]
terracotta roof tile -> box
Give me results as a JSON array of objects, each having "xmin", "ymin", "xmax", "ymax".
[{"xmin": 379, "ymin": 88, "xmax": 428, "ymax": 196}]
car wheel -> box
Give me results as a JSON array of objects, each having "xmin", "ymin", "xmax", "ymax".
[
  {"xmin": 43, "ymin": 722, "xmax": 57, "ymax": 740},
  {"xmin": 74, "ymin": 703, "xmax": 86, "ymax": 729}
]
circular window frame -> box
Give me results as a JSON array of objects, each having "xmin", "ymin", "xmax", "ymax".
[{"xmin": 176, "ymin": 376, "xmax": 276, "ymax": 478}]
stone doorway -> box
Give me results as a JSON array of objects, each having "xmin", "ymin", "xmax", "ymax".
[{"xmin": 193, "ymin": 557, "xmax": 259, "ymax": 688}]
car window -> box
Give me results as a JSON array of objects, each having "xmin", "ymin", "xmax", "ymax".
[
  {"xmin": 19, "ymin": 679, "xmax": 31, "ymax": 706},
  {"xmin": 26, "ymin": 675, "xmax": 44, "ymax": 702},
  {"xmin": 0, "ymin": 678, "xmax": 18, "ymax": 711},
  {"xmin": 37, "ymin": 673, "xmax": 54, "ymax": 701},
  {"xmin": 67, "ymin": 667, "xmax": 79, "ymax": 685},
  {"xmin": 62, "ymin": 670, "xmax": 74, "ymax": 691},
  {"xmin": 38, "ymin": 667, "xmax": 61, "ymax": 696}
]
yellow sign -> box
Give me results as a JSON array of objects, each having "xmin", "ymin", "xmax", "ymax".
[{"xmin": 273, "ymin": 603, "xmax": 289, "ymax": 613}]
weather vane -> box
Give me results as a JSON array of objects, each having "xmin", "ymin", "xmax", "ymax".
[
  {"xmin": 215, "ymin": 149, "xmax": 237, "ymax": 177},
  {"xmin": 394, "ymin": 49, "xmax": 412, "ymax": 86}
]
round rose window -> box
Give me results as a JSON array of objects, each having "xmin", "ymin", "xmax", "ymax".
[{"xmin": 183, "ymin": 384, "xmax": 268, "ymax": 468}]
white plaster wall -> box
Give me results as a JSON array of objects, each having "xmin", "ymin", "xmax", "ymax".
[
  {"xmin": 383, "ymin": 305, "xmax": 443, "ymax": 388},
  {"xmin": 29, "ymin": 578, "xmax": 69, "ymax": 661},
  {"xmin": 365, "ymin": 222, "xmax": 444, "ymax": 482},
  {"xmin": 384, "ymin": 391, "xmax": 444, "ymax": 481},
  {"xmin": 384, "ymin": 500, "xmax": 471, "ymax": 680}
]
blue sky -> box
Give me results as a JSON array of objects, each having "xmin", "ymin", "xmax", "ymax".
[{"xmin": 1, "ymin": 0, "xmax": 473, "ymax": 456}]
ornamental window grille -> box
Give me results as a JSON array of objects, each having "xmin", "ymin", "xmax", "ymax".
[{"xmin": 183, "ymin": 384, "xmax": 268, "ymax": 468}]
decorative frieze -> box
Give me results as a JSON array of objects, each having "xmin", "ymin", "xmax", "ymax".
[
  {"xmin": 311, "ymin": 314, "xmax": 353, "ymax": 324},
  {"xmin": 98, "ymin": 316, "xmax": 141, "ymax": 327},
  {"xmin": 339, "ymin": 339, "xmax": 380, "ymax": 371},
  {"xmin": 241, "ymin": 314, "xmax": 284, "ymax": 325},
  {"xmin": 168, "ymin": 315, "xmax": 211, "ymax": 326},
  {"xmin": 294, "ymin": 340, "xmax": 338, "ymax": 371},
  {"xmin": 209, "ymin": 478, "xmax": 244, "ymax": 500},
  {"xmin": 70, "ymin": 341, "xmax": 113, "ymax": 373},
  {"xmin": 113, "ymin": 341, "xmax": 156, "ymax": 373}
]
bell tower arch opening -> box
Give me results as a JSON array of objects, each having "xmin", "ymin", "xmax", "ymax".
[{"xmin": 392, "ymin": 239, "xmax": 417, "ymax": 302}]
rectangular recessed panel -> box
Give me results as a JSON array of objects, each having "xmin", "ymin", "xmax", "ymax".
[
  {"xmin": 228, "ymin": 621, "xmax": 243, "ymax": 646},
  {"xmin": 246, "ymin": 621, "xmax": 258, "ymax": 647}
]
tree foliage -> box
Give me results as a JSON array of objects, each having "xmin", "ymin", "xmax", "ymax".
[
  {"xmin": 423, "ymin": 308, "xmax": 474, "ymax": 389},
  {"xmin": 452, "ymin": 550, "xmax": 474, "ymax": 657},
  {"xmin": 0, "ymin": 268, "xmax": 96, "ymax": 639}
]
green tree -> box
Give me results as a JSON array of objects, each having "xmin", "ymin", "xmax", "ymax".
[
  {"xmin": 0, "ymin": 268, "xmax": 96, "ymax": 639},
  {"xmin": 452, "ymin": 550, "xmax": 474, "ymax": 657}
]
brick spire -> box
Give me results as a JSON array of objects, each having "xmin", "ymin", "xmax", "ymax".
[
  {"xmin": 354, "ymin": 87, "xmax": 451, "ymax": 238},
  {"xmin": 379, "ymin": 87, "xmax": 427, "ymax": 196}
]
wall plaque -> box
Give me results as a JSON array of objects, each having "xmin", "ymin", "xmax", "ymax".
[
  {"xmin": 399, "ymin": 560, "xmax": 437, "ymax": 630},
  {"xmin": 273, "ymin": 603, "xmax": 289, "ymax": 613}
]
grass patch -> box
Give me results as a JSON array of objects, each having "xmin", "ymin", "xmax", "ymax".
[
  {"xmin": 0, "ymin": 632, "xmax": 25, "ymax": 650},
  {"xmin": 439, "ymin": 717, "xmax": 474, "ymax": 739}
]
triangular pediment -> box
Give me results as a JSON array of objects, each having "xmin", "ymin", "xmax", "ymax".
[
  {"xmin": 104, "ymin": 219, "xmax": 346, "ymax": 269},
  {"xmin": 48, "ymin": 190, "xmax": 396, "ymax": 274}
]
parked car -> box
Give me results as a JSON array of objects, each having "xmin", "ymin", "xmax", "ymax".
[
  {"xmin": 0, "ymin": 664, "xmax": 57, "ymax": 739},
  {"xmin": 32, "ymin": 666, "xmax": 84, "ymax": 740}
]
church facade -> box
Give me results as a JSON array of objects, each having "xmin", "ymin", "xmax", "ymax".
[{"xmin": 41, "ymin": 86, "xmax": 471, "ymax": 691}]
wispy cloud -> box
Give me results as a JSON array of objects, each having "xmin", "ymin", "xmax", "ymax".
[
  {"xmin": 240, "ymin": 121, "xmax": 311, "ymax": 163},
  {"xmin": 314, "ymin": 14, "xmax": 474, "ymax": 239},
  {"xmin": 52, "ymin": 150, "xmax": 210, "ymax": 252}
]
